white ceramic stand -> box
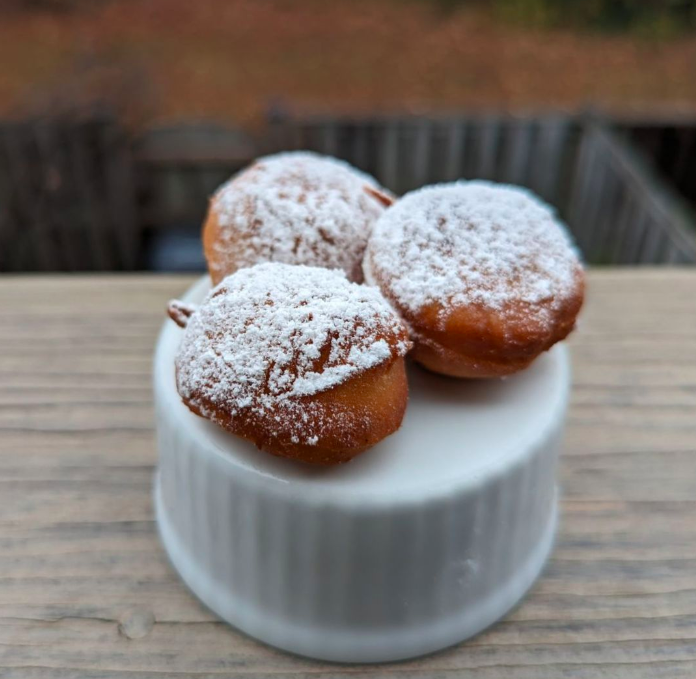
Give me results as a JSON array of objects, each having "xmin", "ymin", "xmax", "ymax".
[{"xmin": 153, "ymin": 276, "xmax": 569, "ymax": 663}]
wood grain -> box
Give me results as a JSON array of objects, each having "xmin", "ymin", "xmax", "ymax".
[{"xmin": 0, "ymin": 270, "xmax": 695, "ymax": 678}]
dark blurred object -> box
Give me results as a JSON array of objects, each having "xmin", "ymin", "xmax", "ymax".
[
  {"xmin": 505, "ymin": 0, "xmax": 696, "ymax": 35},
  {"xmin": 627, "ymin": 120, "xmax": 696, "ymax": 212},
  {"xmin": 433, "ymin": 0, "xmax": 696, "ymax": 36},
  {"xmin": 1, "ymin": 0, "xmax": 95, "ymax": 13},
  {"xmin": 0, "ymin": 114, "xmax": 139, "ymax": 271},
  {"xmin": 145, "ymin": 228, "xmax": 205, "ymax": 272}
]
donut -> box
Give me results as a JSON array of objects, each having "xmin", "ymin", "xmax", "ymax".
[
  {"xmin": 363, "ymin": 181, "xmax": 585, "ymax": 378},
  {"xmin": 203, "ymin": 151, "xmax": 393, "ymax": 286},
  {"xmin": 168, "ymin": 263, "xmax": 411, "ymax": 465}
]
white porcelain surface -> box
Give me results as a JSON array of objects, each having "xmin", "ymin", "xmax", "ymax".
[{"xmin": 153, "ymin": 275, "xmax": 569, "ymax": 663}]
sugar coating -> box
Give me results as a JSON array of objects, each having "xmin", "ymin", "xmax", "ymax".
[
  {"xmin": 175, "ymin": 263, "xmax": 410, "ymax": 444},
  {"xmin": 365, "ymin": 181, "xmax": 582, "ymax": 327},
  {"xmin": 211, "ymin": 151, "xmax": 388, "ymax": 281}
]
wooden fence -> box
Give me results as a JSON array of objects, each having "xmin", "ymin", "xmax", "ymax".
[
  {"xmin": 268, "ymin": 113, "xmax": 696, "ymax": 265},
  {"xmin": 567, "ymin": 122, "xmax": 696, "ymax": 264},
  {"xmin": 0, "ymin": 116, "xmax": 138, "ymax": 272},
  {"xmin": 267, "ymin": 114, "xmax": 579, "ymax": 210},
  {"xmin": 0, "ymin": 113, "xmax": 694, "ymax": 271},
  {"xmin": 626, "ymin": 120, "xmax": 696, "ymax": 212}
]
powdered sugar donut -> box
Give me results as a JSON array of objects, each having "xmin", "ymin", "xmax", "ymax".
[
  {"xmin": 203, "ymin": 152, "xmax": 392, "ymax": 286},
  {"xmin": 363, "ymin": 181, "xmax": 585, "ymax": 378},
  {"xmin": 168, "ymin": 263, "xmax": 411, "ymax": 464}
]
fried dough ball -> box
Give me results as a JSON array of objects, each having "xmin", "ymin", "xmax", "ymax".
[
  {"xmin": 203, "ymin": 151, "xmax": 392, "ymax": 286},
  {"xmin": 168, "ymin": 263, "xmax": 411, "ymax": 464},
  {"xmin": 363, "ymin": 181, "xmax": 585, "ymax": 378}
]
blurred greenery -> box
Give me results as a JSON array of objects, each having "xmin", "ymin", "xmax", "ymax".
[
  {"xmin": 433, "ymin": 0, "xmax": 696, "ymax": 37},
  {"xmin": 8, "ymin": 0, "xmax": 696, "ymax": 37}
]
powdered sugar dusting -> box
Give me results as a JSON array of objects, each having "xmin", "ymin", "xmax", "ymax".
[
  {"xmin": 211, "ymin": 151, "xmax": 389, "ymax": 282},
  {"xmin": 365, "ymin": 181, "xmax": 582, "ymax": 326},
  {"xmin": 175, "ymin": 263, "xmax": 410, "ymax": 445}
]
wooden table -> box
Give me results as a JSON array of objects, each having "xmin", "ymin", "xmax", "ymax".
[{"xmin": 1, "ymin": 270, "xmax": 695, "ymax": 678}]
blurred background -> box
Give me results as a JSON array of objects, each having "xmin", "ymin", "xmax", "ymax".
[{"xmin": 1, "ymin": 0, "xmax": 695, "ymax": 272}]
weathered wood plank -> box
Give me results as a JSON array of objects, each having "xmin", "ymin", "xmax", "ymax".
[
  {"xmin": 443, "ymin": 121, "xmax": 466, "ymax": 182},
  {"xmin": 531, "ymin": 118, "xmax": 571, "ymax": 204},
  {"xmin": 0, "ymin": 124, "xmax": 55, "ymax": 270},
  {"xmin": 0, "ymin": 271, "xmax": 695, "ymax": 678},
  {"xmin": 501, "ymin": 119, "xmax": 533, "ymax": 186},
  {"xmin": 609, "ymin": 190, "xmax": 636, "ymax": 263},
  {"xmin": 67, "ymin": 121, "xmax": 112, "ymax": 270},
  {"xmin": 377, "ymin": 121, "xmax": 399, "ymax": 192},
  {"xmin": 565, "ymin": 124, "xmax": 595, "ymax": 251},
  {"xmin": 476, "ymin": 117, "xmax": 500, "ymax": 180},
  {"xmin": 33, "ymin": 122, "xmax": 77, "ymax": 271},
  {"xmin": 411, "ymin": 119, "xmax": 432, "ymax": 189},
  {"xmin": 100, "ymin": 122, "xmax": 140, "ymax": 270},
  {"xmin": 578, "ymin": 131, "xmax": 607, "ymax": 258}
]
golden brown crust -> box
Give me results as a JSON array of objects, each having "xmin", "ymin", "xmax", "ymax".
[
  {"xmin": 203, "ymin": 153, "xmax": 389, "ymax": 286},
  {"xmin": 172, "ymin": 262, "xmax": 411, "ymax": 465},
  {"xmin": 202, "ymin": 206, "xmax": 229, "ymax": 287},
  {"xmin": 364, "ymin": 182, "xmax": 586, "ymax": 379},
  {"xmin": 401, "ymin": 268, "xmax": 585, "ymax": 378},
  {"xmin": 180, "ymin": 357, "xmax": 408, "ymax": 465}
]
